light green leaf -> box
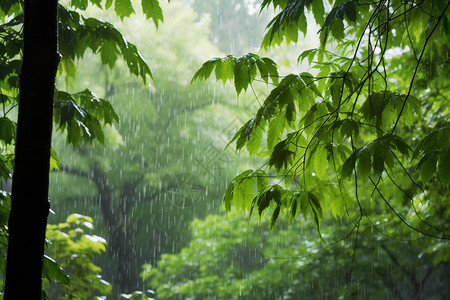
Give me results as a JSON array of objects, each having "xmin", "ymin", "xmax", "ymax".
[
  {"xmin": 267, "ymin": 113, "xmax": 285, "ymax": 152},
  {"xmin": 314, "ymin": 147, "xmax": 328, "ymax": 179},
  {"xmin": 223, "ymin": 180, "xmax": 234, "ymax": 212},
  {"xmin": 214, "ymin": 58, "xmax": 234, "ymax": 84},
  {"xmin": 115, "ymin": 0, "xmax": 134, "ymax": 19},
  {"xmin": 310, "ymin": 0, "xmax": 325, "ymax": 25},
  {"xmin": 141, "ymin": 0, "xmax": 164, "ymax": 27},
  {"xmin": 246, "ymin": 119, "xmax": 263, "ymax": 155},
  {"xmin": 50, "ymin": 148, "xmax": 61, "ymax": 171}
]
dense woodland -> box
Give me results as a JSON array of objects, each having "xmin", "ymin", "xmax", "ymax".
[{"xmin": 0, "ymin": 0, "xmax": 449, "ymax": 299}]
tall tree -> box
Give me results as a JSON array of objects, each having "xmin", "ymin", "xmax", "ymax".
[{"xmin": 4, "ymin": 0, "xmax": 59, "ymax": 297}]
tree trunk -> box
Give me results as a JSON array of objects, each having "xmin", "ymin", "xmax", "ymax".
[{"xmin": 4, "ymin": 0, "xmax": 59, "ymax": 298}]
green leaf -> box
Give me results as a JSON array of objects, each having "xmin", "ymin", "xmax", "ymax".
[
  {"xmin": 100, "ymin": 41, "xmax": 119, "ymax": 69},
  {"xmin": 262, "ymin": 0, "xmax": 307, "ymax": 48},
  {"xmin": 418, "ymin": 152, "xmax": 438, "ymax": 183},
  {"xmin": 290, "ymin": 192, "xmax": 302, "ymax": 220},
  {"xmin": 234, "ymin": 57, "xmax": 251, "ymax": 95},
  {"xmin": 192, "ymin": 54, "xmax": 278, "ymax": 90},
  {"xmin": 330, "ymin": 17, "xmax": 345, "ymax": 41},
  {"xmin": 246, "ymin": 120, "xmax": 263, "ymax": 155},
  {"xmin": 115, "ymin": 0, "xmax": 134, "ymax": 19},
  {"xmin": 66, "ymin": 213, "xmax": 94, "ymax": 225},
  {"xmin": 214, "ymin": 57, "xmax": 234, "ymax": 84},
  {"xmin": 269, "ymin": 139, "xmax": 295, "ymax": 170},
  {"xmin": 225, "ymin": 170, "xmax": 255, "ymax": 212},
  {"xmin": 0, "ymin": 117, "xmax": 15, "ymax": 144},
  {"xmin": 141, "ymin": 0, "xmax": 164, "ymax": 27},
  {"xmin": 255, "ymin": 185, "xmax": 282, "ymax": 217},
  {"xmin": 342, "ymin": 151, "xmax": 357, "ymax": 180},
  {"xmin": 340, "ymin": 119, "xmax": 359, "ymax": 140},
  {"xmin": 310, "ymin": 0, "xmax": 325, "ymax": 25},
  {"xmin": 372, "ymin": 144, "xmax": 385, "ymax": 177},
  {"xmin": 54, "ymin": 89, "xmax": 118, "ymax": 145},
  {"xmin": 43, "ymin": 255, "xmax": 70, "ymax": 286},
  {"xmin": 344, "ymin": 1, "xmax": 357, "ymax": 23},
  {"xmin": 234, "ymin": 174, "xmax": 255, "ymax": 212},
  {"xmin": 270, "ymin": 205, "xmax": 281, "ymax": 230},
  {"xmin": 0, "ymin": 154, "xmax": 12, "ymax": 180},
  {"xmin": 267, "ymin": 113, "xmax": 285, "ymax": 152},
  {"xmin": 258, "ymin": 57, "xmax": 279, "ymax": 85},
  {"xmin": 438, "ymin": 149, "xmax": 450, "ymax": 186},
  {"xmin": 105, "ymin": 0, "xmax": 113, "ymax": 9},
  {"xmin": 191, "ymin": 58, "xmax": 219, "ymax": 83},
  {"xmin": 307, "ymin": 192, "xmax": 324, "ymax": 241},
  {"xmin": 413, "ymin": 126, "xmax": 450, "ymax": 158},
  {"xmin": 299, "ymin": 191, "xmax": 309, "ymax": 219},
  {"xmin": 70, "ymin": 0, "xmax": 88, "ymax": 10},
  {"xmin": 357, "ymin": 148, "xmax": 371, "ymax": 180},
  {"xmin": 330, "ymin": 78, "xmax": 342, "ymax": 107},
  {"xmin": 314, "ymin": 147, "xmax": 328, "ymax": 179},
  {"xmin": 223, "ymin": 180, "xmax": 234, "ymax": 212},
  {"xmin": 254, "ymin": 170, "xmax": 268, "ymax": 191},
  {"xmin": 50, "ymin": 148, "xmax": 61, "ymax": 171}
]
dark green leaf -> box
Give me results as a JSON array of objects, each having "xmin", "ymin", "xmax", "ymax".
[
  {"xmin": 344, "ymin": 1, "xmax": 357, "ymax": 23},
  {"xmin": 357, "ymin": 149, "xmax": 371, "ymax": 180},
  {"xmin": 372, "ymin": 144, "xmax": 385, "ymax": 177},
  {"xmin": 418, "ymin": 152, "xmax": 438, "ymax": 183},
  {"xmin": 0, "ymin": 117, "xmax": 15, "ymax": 144},
  {"xmin": 330, "ymin": 17, "xmax": 345, "ymax": 41},
  {"xmin": 269, "ymin": 139, "xmax": 295, "ymax": 170},
  {"xmin": 342, "ymin": 151, "xmax": 357, "ymax": 180},
  {"xmin": 270, "ymin": 205, "xmax": 281, "ymax": 230},
  {"xmin": 43, "ymin": 255, "xmax": 70, "ymax": 286},
  {"xmin": 438, "ymin": 149, "xmax": 450, "ymax": 186}
]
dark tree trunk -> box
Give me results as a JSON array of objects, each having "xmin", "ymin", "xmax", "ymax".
[
  {"xmin": 92, "ymin": 163, "xmax": 138, "ymax": 298},
  {"xmin": 4, "ymin": 0, "xmax": 59, "ymax": 298}
]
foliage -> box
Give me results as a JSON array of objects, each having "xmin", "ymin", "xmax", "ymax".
[
  {"xmin": 195, "ymin": 0, "xmax": 450, "ymax": 243},
  {"xmin": 44, "ymin": 214, "xmax": 111, "ymax": 299},
  {"xmin": 144, "ymin": 210, "xmax": 450, "ymax": 299}
]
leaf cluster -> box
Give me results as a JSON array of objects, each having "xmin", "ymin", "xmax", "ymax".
[
  {"xmin": 54, "ymin": 89, "xmax": 119, "ymax": 145},
  {"xmin": 194, "ymin": 0, "xmax": 450, "ymax": 240},
  {"xmin": 45, "ymin": 213, "xmax": 111, "ymax": 299}
]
